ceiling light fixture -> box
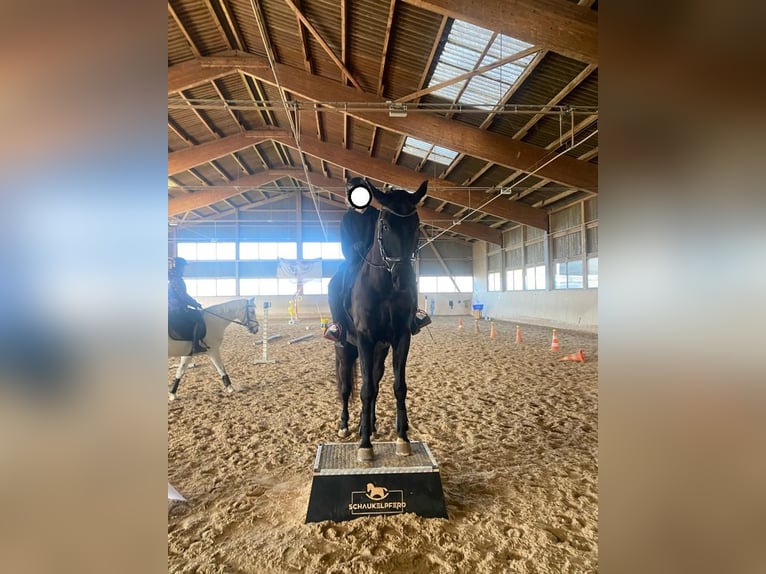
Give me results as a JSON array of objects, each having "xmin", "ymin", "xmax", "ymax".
[{"xmin": 387, "ymin": 101, "xmax": 408, "ymax": 118}]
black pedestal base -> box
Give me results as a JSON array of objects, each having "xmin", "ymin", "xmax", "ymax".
[{"xmin": 305, "ymin": 441, "xmax": 448, "ymax": 523}]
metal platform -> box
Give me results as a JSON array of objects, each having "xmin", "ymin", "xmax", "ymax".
[
  {"xmin": 313, "ymin": 441, "xmax": 439, "ymax": 475},
  {"xmin": 305, "ymin": 441, "xmax": 448, "ymax": 523}
]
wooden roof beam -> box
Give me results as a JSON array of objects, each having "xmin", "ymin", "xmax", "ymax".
[
  {"xmin": 168, "ymin": 129, "xmax": 289, "ymax": 175},
  {"xmin": 168, "ymin": 1, "xmax": 201, "ymax": 57},
  {"xmin": 168, "ymin": 169, "xmax": 301, "ymax": 215},
  {"xmin": 220, "ymin": 54, "xmax": 596, "ymax": 191},
  {"xmin": 282, "ymin": 134, "xmax": 548, "ymax": 230},
  {"xmin": 282, "ymin": 0, "xmax": 364, "ymax": 90},
  {"xmin": 297, "ymin": 172, "xmax": 502, "ymax": 244},
  {"xmin": 377, "ymin": 0, "xmax": 397, "ymax": 96},
  {"xmin": 168, "ymin": 130, "xmax": 548, "ymax": 228},
  {"xmin": 400, "ymin": 0, "xmax": 597, "ymax": 64}
]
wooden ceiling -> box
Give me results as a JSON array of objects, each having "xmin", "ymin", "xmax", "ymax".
[{"xmin": 168, "ymin": 0, "xmax": 598, "ymax": 244}]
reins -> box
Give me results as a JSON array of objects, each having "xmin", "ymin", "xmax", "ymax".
[{"xmin": 201, "ymin": 300, "xmax": 255, "ymax": 329}]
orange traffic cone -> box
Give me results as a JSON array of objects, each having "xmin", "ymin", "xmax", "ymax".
[
  {"xmin": 550, "ymin": 329, "xmax": 560, "ymax": 352},
  {"xmin": 458, "ymin": 318, "xmax": 463, "ymax": 331},
  {"xmin": 559, "ymin": 349, "xmax": 585, "ymax": 362},
  {"xmin": 515, "ymin": 325, "xmax": 522, "ymax": 343},
  {"xmin": 490, "ymin": 321, "xmax": 497, "ymax": 339}
]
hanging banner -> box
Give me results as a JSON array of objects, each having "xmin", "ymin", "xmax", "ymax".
[{"xmin": 277, "ymin": 258, "xmax": 322, "ymax": 280}]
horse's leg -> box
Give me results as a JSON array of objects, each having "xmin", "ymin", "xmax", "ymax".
[
  {"xmin": 336, "ymin": 344, "xmax": 357, "ymax": 438},
  {"xmin": 169, "ymin": 355, "xmax": 193, "ymax": 400},
  {"xmin": 206, "ymin": 348, "xmax": 233, "ymax": 394},
  {"xmin": 356, "ymin": 336, "xmax": 376, "ymax": 462},
  {"xmin": 370, "ymin": 345, "xmax": 389, "ymax": 439},
  {"xmin": 392, "ymin": 333, "xmax": 413, "ymax": 456}
]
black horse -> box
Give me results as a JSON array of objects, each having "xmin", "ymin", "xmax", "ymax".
[{"xmin": 335, "ymin": 180, "xmax": 427, "ymax": 462}]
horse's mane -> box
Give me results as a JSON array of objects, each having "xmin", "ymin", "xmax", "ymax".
[{"xmin": 206, "ymin": 297, "xmax": 248, "ymax": 316}]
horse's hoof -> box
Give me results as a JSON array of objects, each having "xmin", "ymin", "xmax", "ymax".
[
  {"xmin": 337, "ymin": 427, "xmax": 351, "ymax": 438},
  {"xmin": 168, "ymin": 393, "xmax": 176, "ymax": 401},
  {"xmin": 357, "ymin": 448, "xmax": 374, "ymax": 462},
  {"xmin": 396, "ymin": 438, "xmax": 412, "ymax": 456}
]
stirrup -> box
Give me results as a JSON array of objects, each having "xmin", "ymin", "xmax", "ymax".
[{"xmin": 323, "ymin": 323, "xmax": 342, "ymax": 343}]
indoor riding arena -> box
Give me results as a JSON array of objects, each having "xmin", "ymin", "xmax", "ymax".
[{"xmin": 168, "ymin": 1, "xmax": 598, "ymax": 572}]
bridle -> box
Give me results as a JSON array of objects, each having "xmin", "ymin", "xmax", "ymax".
[
  {"xmin": 369, "ymin": 205, "xmax": 419, "ymax": 273},
  {"xmin": 201, "ymin": 298, "xmax": 259, "ymax": 333}
]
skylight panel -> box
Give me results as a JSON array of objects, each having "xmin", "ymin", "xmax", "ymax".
[
  {"xmin": 427, "ymin": 20, "xmax": 538, "ymax": 107},
  {"xmin": 401, "ymin": 137, "xmax": 458, "ymax": 166}
]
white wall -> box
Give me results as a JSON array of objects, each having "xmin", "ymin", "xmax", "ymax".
[{"xmin": 471, "ymin": 243, "xmax": 598, "ymax": 332}]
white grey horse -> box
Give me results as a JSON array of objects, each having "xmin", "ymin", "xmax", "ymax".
[{"xmin": 168, "ymin": 297, "xmax": 258, "ymax": 400}]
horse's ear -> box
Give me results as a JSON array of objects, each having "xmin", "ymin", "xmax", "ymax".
[
  {"xmin": 368, "ymin": 179, "xmax": 386, "ymax": 204},
  {"xmin": 413, "ymin": 180, "xmax": 427, "ymax": 204}
]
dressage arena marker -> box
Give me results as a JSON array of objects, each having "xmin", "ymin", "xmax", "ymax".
[
  {"xmin": 305, "ymin": 441, "xmax": 448, "ymax": 523},
  {"xmin": 254, "ymin": 302, "xmax": 277, "ymax": 364},
  {"xmin": 288, "ymin": 333, "xmax": 314, "ymax": 344}
]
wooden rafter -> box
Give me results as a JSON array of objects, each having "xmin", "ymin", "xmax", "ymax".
[
  {"xmin": 514, "ymin": 64, "xmax": 597, "ymax": 140},
  {"xmin": 377, "ymin": 0, "xmax": 397, "ymax": 96},
  {"xmin": 218, "ymin": 0, "xmax": 246, "ymax": 51},
  {"xmin": 281, "ymin": 0, "xmax": 363, "ymax": 90},
  {"xmin": 235, "ymin": 55, "xmax": 598, "ymax": 191},
  {"xmin": 168, "ymin": 131, "xmax": 543, "ymax": 230},
  {"xmin": 298, "ymin": 172, "xmax": 502, "ymax": 244},
  {"xmin": 173, "ymin": 55, "xmax": 595, "ymax": 191},
  {"xmin": 168, "ymin": 119, "xmax": 194, "ymax": 147},
  {"xmin": 168, "ymin": 1, "xmax": 201, "ymax": 57},
  {"xmin": 168, "ymin": 129, "xmax": 289, "ymax": 175},
  {"xmin": 168, "ymin": 169, "xmax": 302, "ymax": 215},
  {"xmin": 281, "ymin": 134, "xmax": 549, "ymax": 229}
]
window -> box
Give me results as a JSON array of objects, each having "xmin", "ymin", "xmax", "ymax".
[
  {"xmin": 418, "ymin": 276, "xmax": 438, "ymax": 292},
  {"xmin": 488, "ymin": 251, "xmax": 501, "ymax": 291},
  {"xmin": 302, "ymin": 242, "xmax": 343, "ymax": 260},
  {"xmin": 176, "ymin": 242, "xmax": 235, "ymax": 261},
  {"xmin": 303, "ymin": 278, "xmax": 331, "ymax": 295},
  {"xmin": 418, "ymin": 276, "xmax": 473, "ymax": 293},
  {"xmin": 401, "ymin": 137, "xmax": 459, "ymax": 166},
  {"xmin": 240, "ymin": 242, "xmax": 297, "ymax": 260},
  {"xmin": 505, "ymin": 268, "xmax": 523, "ymax": 291},
  {"xmin": 587, "ymin": 257, "xmax": 598, "ymax": 288},
  {"xmin": 185, "ymin": 278, "xmax": 236, "ymax": 297},
  {"xmin": 525, "ymin": 265, "xmax": 546, "ymax": 290},
  {"xmin": 554, "ymin": 260, "xmax": 583, "ymax": 289},
  {"xmin": 504, "ymin": 243, "xmax": 523, "ymax": 291}
]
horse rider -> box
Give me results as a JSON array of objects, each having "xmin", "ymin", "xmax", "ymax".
[
  {"xmin": 168, "ymin": 257, "xmax": 208, "ymax": 355},
  {"xmin": 323, "ymin": 178, "xmax": 431, "ymax": 345}
]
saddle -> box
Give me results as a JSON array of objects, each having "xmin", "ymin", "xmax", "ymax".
[{"xmin": 168, "ymin": 311, "xmax": 206, "ymax": 342}]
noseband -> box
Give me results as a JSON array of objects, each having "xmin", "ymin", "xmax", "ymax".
[{"xmin": 375, "ymin": 206, "xmax": 418, "ymax": 273}]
